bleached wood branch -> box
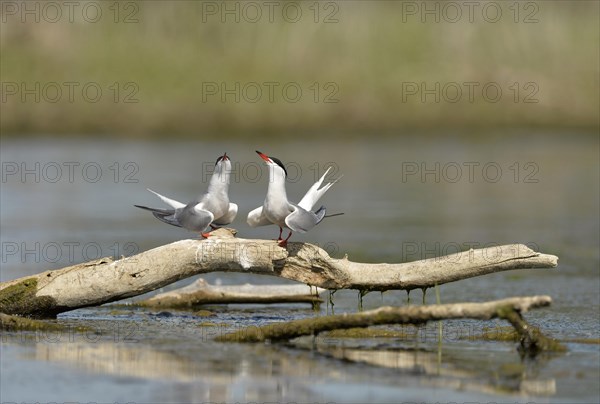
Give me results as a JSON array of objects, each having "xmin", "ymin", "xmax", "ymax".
[
  {"xmin": 0, "ymin": 228, "xmax": 557, "ymax": 318},
  {"xmin": 138, "ymin": 278, "xmax": 323, "ymax": 308}
]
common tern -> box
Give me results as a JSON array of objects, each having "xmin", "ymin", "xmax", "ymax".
[
  {"xmin": 247, "ymin": 151, "xmax": 341, "ymax": 246},
  {"xmin": 135, "ymin": 153, "xmax": 237, "ymax": 237}
]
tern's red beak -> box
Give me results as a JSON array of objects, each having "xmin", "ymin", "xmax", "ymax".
[{"xmin": 256, "ymin": 150, "xmax": 270, "ymax": 162}]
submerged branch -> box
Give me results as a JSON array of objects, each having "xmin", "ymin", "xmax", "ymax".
[
  {"xmin": 498, "ymin": 305, "xmax": 567, "ymax": 355},
  {"xmin": 216, "ymin": 295, "xmax": 564, "ymax": 355}
]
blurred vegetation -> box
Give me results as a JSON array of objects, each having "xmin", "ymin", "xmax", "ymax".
[{"xmin": 0, "ymin": 1, "xmax": 598, "ymax": 138}]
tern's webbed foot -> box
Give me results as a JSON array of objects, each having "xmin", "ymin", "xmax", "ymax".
[{"xmin": 278, "ymin": 231, "xmax": 292, "ymax": 247}]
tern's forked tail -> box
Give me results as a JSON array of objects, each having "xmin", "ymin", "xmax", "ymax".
[{"xmin": 297, "ymin": 167, "xmax": 343, "ymax": 211}]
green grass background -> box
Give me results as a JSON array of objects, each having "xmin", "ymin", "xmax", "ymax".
[{"xmin": 1, "ymin": 1, "xmax": 598, "ymax": 138}]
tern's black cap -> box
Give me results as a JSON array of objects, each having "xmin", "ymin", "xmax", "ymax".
[
  {"xmin": 256, "ymin": 150, "xmax": 287, "ymax": 177},
  {"xmin": 270, "ymin": 157, "xmax": 287, "ymax": 177},
  {"xmin": 215, "ymin": 152, "xmax": 228, "ymax": 166}
]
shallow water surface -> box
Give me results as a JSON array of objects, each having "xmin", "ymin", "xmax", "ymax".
[{"xmin": 1, "ymin": 134, "xmax": 599, "ymax": 402}]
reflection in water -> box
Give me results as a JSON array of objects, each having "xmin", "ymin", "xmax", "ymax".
[
  {"xmin": 31, "ymin": 343, "xmax": 202, "ymax": 382},
  {"xmin": 19, "ymin": 334, "xmax": 557, "ymax": 402},
  {"xmin": 315, "ymin": 344, "xmax": 556, "ymax": 397},
  {"xmin": 19, "ymin": 340, "xmax": 348, "ymax": 402}
]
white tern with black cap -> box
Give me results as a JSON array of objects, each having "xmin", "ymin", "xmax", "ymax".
[
  {"xmin": 135, "ymin": 153, "xmax": 238, "ymax": 237},
  {"xmin": 247, "ymin": 150, "xmax": 342, "ymax": 246}
]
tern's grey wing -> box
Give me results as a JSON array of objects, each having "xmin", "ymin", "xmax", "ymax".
[
  {"xmin": 134, "ymin": 205, "xmax": 182, "ymax": 228},
  {"xmin": 247, "ymin": 206, "xmax": 272, "ymax": 227},
  {"xmin": 313, "ymin": 205, "xmax": 327, "ymax": 224},
  {"xmin": 284, "ymin": 205, "xmax": 325, "ymax": 233},
  {"xmin": 177, "ymin": 204, "xmax": 214, "ymax": 233},
  {"xmin": 213, "ymin": 203, "xmax": 238, "ymax": 225}
]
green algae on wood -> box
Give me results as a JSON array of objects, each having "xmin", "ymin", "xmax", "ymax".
[
  {"xmin": 0, "ymin": 278, "xmax": 59, "ymax": 318},
  {"xmin": 324, "ymin": 327, "xmax": 416, "ymax": 339},
  {"xmin": 216, "ymin": 296, "xmax": 554, "ymax": 348},
  {"xmin": 0, "ymin": 312, "xmax": 65, "ymax": 332},
  {"xmin": 496, "ymin": 305, "xmax": 566, "ymax": 354},
  {"xmin": 358, "ymin": 289, "xmax": 370, "ymax": 311},
  {"xmin": 462, "ymin": 326, "xmax": 520, "ymax": 342}
]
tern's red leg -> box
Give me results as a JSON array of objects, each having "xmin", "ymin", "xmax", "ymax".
[
  {"xmin": 276, "ymin": 227, "xmax": 283, "ymax": 241},
  {"xmin": 278, "ymin": 231, "xmax": 293, "ymax": 247},
  {"xmin": 201, "ymin": 232, "xmax": 211, "ymax": 238}
]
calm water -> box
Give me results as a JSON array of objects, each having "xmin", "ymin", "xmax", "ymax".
[{"xmin": 1, "ymin": 133, "xmax": 599, "ymax": 403}]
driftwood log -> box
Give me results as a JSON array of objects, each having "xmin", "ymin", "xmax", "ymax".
[
  {"xmin": 0, "ymin": 228, "xmax": 558, "ymax": 318},
  {"xmin": 138, "ymin": 278, "xmax": 323, "ymax": 308},
  {"xmin": 216, "ymin": 296, "xmax": 565, "ymax": 354}
]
